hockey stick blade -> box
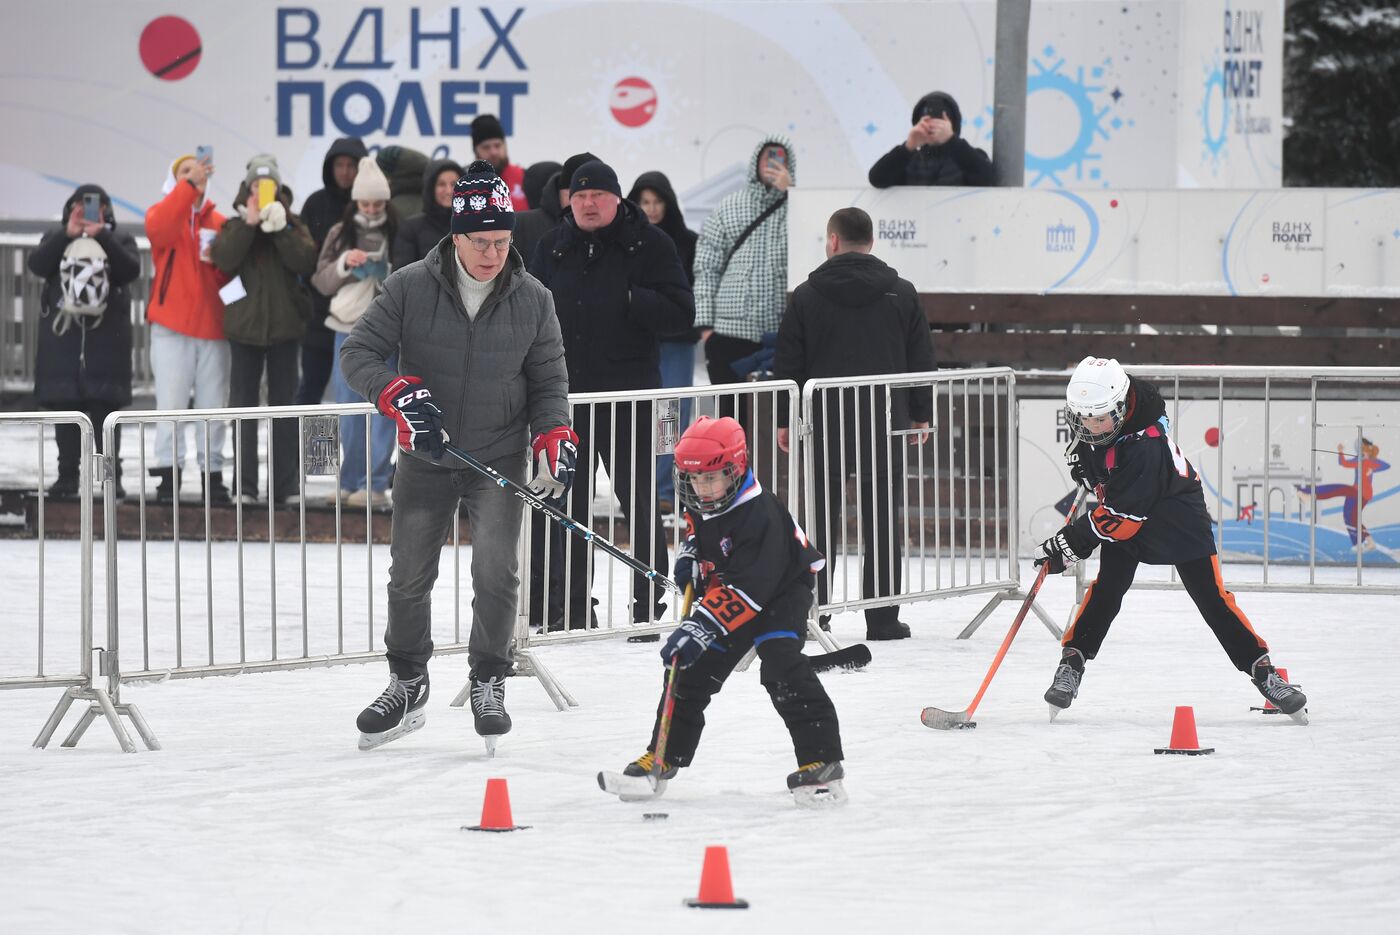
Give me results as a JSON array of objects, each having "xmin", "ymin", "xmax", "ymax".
[
  {"xmin": 597, "ymin": 770, "xmax": 666, "ymax": 802},
  {"xmin": 920, "ymin": 707, "xmax": 976, "ymax": 730},
  {"xmin": 809, "ymin": 643, "xmax": 872, "ymax": 674}
]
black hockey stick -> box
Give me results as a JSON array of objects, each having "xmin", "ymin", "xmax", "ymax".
[
  {"xmin": 442, "ymin": 442, "xmax": 680, "ymax": 595},
  {"xmin": 809, "ymin": 643, "xmax": 872, "ymax": 674}
]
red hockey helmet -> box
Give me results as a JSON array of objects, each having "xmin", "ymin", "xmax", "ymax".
[{"xmin": 674, "ymin": 416, "xmax": 749, "ymax": 513}]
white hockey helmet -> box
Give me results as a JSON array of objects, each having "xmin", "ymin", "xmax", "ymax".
[{"xmin": 1065, "ymin": 356, "xmax": 1130, "ymax": 445}]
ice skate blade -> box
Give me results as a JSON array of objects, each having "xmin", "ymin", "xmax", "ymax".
[
  {"xmin": 1048, "ymin": 704, "xmax": 1065, "ymax": 722},
  {"xmin": 357, "ymin": 710, "xmax": 426, "ymax": 750},
  {"xmin": 920, "ymin": 706, "xmax": 971, "ymax": 730},
  {"xmin": 483, "ymin": 735, "xmax": 499, "ymax": 757},
  {"xmin": 597, "ymin": 770, "xmax": 665, "ymax": 802},
  {"xmin": 1287, "ymin": 708, "xmax": 1310, "ymax": 726},
  {"xmin": 792, "ymin": 779, "xmax": 848, "ymax": 809}
]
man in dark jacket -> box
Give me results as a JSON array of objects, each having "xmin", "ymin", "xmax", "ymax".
[
  {"xmin": 529, "ymin": 159, "xmax": 695, "ymax": 630},
  {"xmin": 27, "ymin": 184, "xmax": 141, "ymax": 498},
  {"xmin": 341, "ymin": 160, "xmax": 572, "ymax": 753},
  {"xmin": 868, "ymin": 91, "xmax": 995, "ymax": 188},
  {"xmin": 513, "ymin": 151, "xmax": 595, "ymax": 270},
  {"xmin": 295, "ymin": 136, "xmax": 367, "ymax": 404},
  {"xmin": 392, "ymin": 157, "xmax": 463, "ymax": 269},
  {"xmin": 774, "ymin": 207, "xmax": 936, "ymax": 640}
]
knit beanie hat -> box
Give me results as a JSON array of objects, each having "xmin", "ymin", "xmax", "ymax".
[
  {"xmin": 450, "ymin": 160, "xmax": 516, "ymax": 234},
  {"xmin": 350, "ymin": 156, "xmax": 391, "ymax": 202},
  {"xmin": 244, "ymin": 153, "xmax": 282, "ymax": 188},
  {"xmin": 569, "ymin": 160, "xmax": 622, "ymax": 197},
  {"xmin": 471, "ymin": 114, "xmax": 506, "ymax": 148}
]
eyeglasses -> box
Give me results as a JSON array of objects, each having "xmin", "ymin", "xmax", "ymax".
[{"xmin": 463, "ymin": 236, "xmax": 513, "ymax": 255}]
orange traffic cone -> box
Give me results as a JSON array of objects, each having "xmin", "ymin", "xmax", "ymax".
[
  {"xmin": 684, "ymin": 846, "xmax": 750, "ymax": 909},
  {"xmin": 1250, "ymin": 667, "xmax": 1295, "ymax": 714},
  {"xmin": 1153, "ymin": 705, "xmax": 1215, "ymax": 756},
  {"xmin": 462, "ymin": 778, "xmax": 529, "ymax": 832}
]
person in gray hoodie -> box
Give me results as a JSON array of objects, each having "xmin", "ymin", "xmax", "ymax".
[{"xmin": 340, "ymin": 160, "xmax": 575, "ymax": 754}]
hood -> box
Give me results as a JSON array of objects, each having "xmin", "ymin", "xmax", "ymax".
[
  {"xmin": 419, "ymin": 158, "xmax": 464, "ymax": 218},
  {"xmin": 1121, "ymin": 376, "xmax": 1167, "ymax": 436},
  {"xmin": 535, "ymin": 171, "xmax": 565, "ymax": 221},
  {"xmin": 746, "ymin": 133, "xmax": 797, "ymax": 187},
  {"xmin": 61, "ymin": 183, "xmax": 117, "ymax": 230},
  {"xmin": 807, "ymin": 252, "xmax": 899, "ymax": 306},
  {"xmin": 912, "ymin": 91, "xmax": 963, "ymax": 137},
  {"xmin": 320, "ymin": 137, "xmax": 369, "ymax": 191},
  {"xmin": 376, "ymin": 145, "xmax": 430, "ymax": 198},
  {"xmin": 626, "ymin": 170, "xmax": 690, "ymax": 240},
  {"xmin": 523, "ymin": 161, "xmax": 561, "ymax": 210}
]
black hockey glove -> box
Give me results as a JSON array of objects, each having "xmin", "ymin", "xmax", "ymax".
[
  {"xmin": 1065, "ymin": 446, "xmax": 1094, "ymax": 493},
  {"xmin": 660, "ymin": 614, "xmax": 727, "ymax": 669},
  {"xmin": 377, "ymin": 376, "xmax": 448, "ymax": 460},
  {"xmin": 673, "ymin": 537, "xmax": 704, "ymax": 592},
  {"xmin": 1034, "ymin": 524, "xmax": 1095, "ymax": 574}
]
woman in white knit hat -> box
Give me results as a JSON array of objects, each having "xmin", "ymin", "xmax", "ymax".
[{"xmin": 311, "ymin": 156, "xmax": 400, "ymax": 508}]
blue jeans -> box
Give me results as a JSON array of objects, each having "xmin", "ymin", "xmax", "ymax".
[
  {"xmin": 656, "ymin": 340, "xmax": 696, "ymax": 502},
  {"xmin": 332, "ymin": 330, "xmax": 396, "ymax": 493}
]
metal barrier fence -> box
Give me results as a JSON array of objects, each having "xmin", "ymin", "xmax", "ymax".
[
  {"xmin": 801, "ymin": 368, "xmax": 1054, "ymax": 640},
  {"xmin": 1, "ymin": 233, "xmax": 156, "ymax": 397},
  {"xmin": 1060, "ymin": 366, "xmax": 1400, "ymax": 615}
]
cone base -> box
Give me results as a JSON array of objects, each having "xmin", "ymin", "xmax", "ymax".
[
  {"xmin": 684, "ymin": 899, "xmax": 750, "ymax": 909},
  {"xmin": 462, "ymin": 824, "xmax": 530, "ymax": 832},
  {"xmin": 1153, "ymin": 747, "xmax": 1215, "ymax": 755}
]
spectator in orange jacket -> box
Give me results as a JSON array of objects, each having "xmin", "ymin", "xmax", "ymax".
[{"xmin": 143, "ymin": 152, "xmax": 232, "ymax": 503}]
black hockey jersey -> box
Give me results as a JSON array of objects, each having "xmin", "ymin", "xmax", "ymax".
[
  {"xmin": 682, "ymin": 477, "xmax": 826, "ymax": 635},
  {"xmin": 1066, "ymin": 377, "xmax": 1218, "ymax": 565}
]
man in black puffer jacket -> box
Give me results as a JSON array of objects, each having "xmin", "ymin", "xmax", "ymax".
[
  {"xmin": 868, "ymin": 91, "xmax": 995, "ymax": 188},
  {"xmin": 529, "ymin": 158, "xmax": 695, "ymax": 630},
  {"xmin": 774, "ymin": 207, "xmax": 936, "ymax": 641},
  {"xmin": 392, "ymin": 157, "xmax": 463, "ymax": 269}
]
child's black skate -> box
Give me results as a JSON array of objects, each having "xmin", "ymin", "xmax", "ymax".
[
  {"xmin": 1251, "ymin": 655, "xmax": 1309, "ymax": 724},
  {"xmin": 787, "ymin": 761, "xmax": 847, "ymax": 809},
  {"xmin": 597, "ymin": 751, "xmax": 678, "ymax": 801},
  {"xmin": 356, "ymin": 666, "xmax": 429, "ymax": 750},
  {"xmin": 469, "ymin": 674, "xmax": 512, "ymax": 756},
  {"xmin": 1044, "ymin": 648, "xmax": 1085, "ymax": 721}
]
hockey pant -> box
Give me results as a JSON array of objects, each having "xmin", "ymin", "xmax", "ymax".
[
  {"xmin": 648, "ymin": 582, "xmax": 843, "ymax": 767},
  {"xmin": 1062, "ymin": 545, "xmax": 1269, "ymax": 673}
]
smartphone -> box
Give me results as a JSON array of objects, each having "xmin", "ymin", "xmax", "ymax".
[
  {"xmin": 82, "ymin": 192, "xmax": 102, "ymax": 223},
  {"xmin": 767, "ymin": 149, "xmax": 787, "ymax": 169},
  {"xmin": 256, "ymin": 177, "xmax": 278, "ymax": 210},
  {"xmin": 196, "ymin": 145, "xmax": 214, "ymax": 165}
]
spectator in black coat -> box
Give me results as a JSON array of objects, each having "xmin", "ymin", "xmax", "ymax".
[
  {"xmin": 774, "ymin": 208, "xmax": 936, "ymax": 641},
  {"xmin": 27, "ymin": 184, "xmax": 141, "ymax": 498},
  {"xmin": 513, "ymin": 151, "xmax": 595, "ymax": 270},
  {"xmin": 868, "ymin": 91, "xmax": 995, "ymax": 188},
  {"xmin": 391, "ymin": 157, "xmax": 463, "ymax": 269},
  {"xmin": 296, "ymin": 136, "xmax": 368, "ymax": 403},
  {"xmin": 627, "ymin": 169, "xmax": 700, "ymax": 511},
  {"xmin": 528, "ymin": 159, "xmax": 695, "ymax": 630},
  {"xmin": 521, "ymin": 160, "xmax": 561, "ymax": 212}
]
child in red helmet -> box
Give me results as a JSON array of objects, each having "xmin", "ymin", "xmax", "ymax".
[{"xmin": 600, "ymin": 416, "xmax": 847, "ymax": 808}]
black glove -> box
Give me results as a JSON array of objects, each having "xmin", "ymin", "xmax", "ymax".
[
  {"xmin": 660, "ymin": 614, "xmax": 727, "ymax": 669},
  {"xmin": 1065, "ymin": 447, "xmax": 1094, "ymax": 492},
  {"xmin": 673, "ymin": 537, "xmax": 703, "ymax": 592},
  {"xmin": 1034, "ymin": 525, "xmax": 1094, "ymax": 574},
  {"xmin": 377, "ymin": 376, "xmax": 448, "ymax": 460}
]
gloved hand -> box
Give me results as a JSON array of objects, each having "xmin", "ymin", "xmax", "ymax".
[
  {"xmin": 1034, "ymin": 525, "xmax": 1094, "ymax": 574},
  {"xmin": 377, "ymin": 375, "xmax": 448, "ymax": 459},
  {"xmin": 258, "ymin": 200, "xmax": 288, "ymax": 233},
  {"xmin": 1065, "ymin": 444, "xmax": 1094, "ymax": 492},
  {"xmin": 674, "ymin": 537, "xmax": 703, "ymax": 592},
  {"xmin": 660, "ymin": 615, "xmax": 727, "ymax": 669},
  {"xmin": 526, "ymin": 425, "xmax": 579, "ymax": 503}
]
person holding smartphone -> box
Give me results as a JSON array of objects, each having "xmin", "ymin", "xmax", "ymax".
[
  {"xmin": 26, "ymin": 185, "xmax": 141, "ymax": 499},
  {"xmin": 868, "ymin": 90, "xmax": 995, "ymax": 188}
]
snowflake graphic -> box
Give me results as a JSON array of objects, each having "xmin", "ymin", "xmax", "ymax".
[
  {"xmin": 1025, "ymin": 47, "xmax": 1112, "ymax": 187},
  {"xmin": 1197, "ymin": 56, "xmax": 1230, "ymax": 172}
]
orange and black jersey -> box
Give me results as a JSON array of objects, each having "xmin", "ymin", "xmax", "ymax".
[
  {"xmin": 1065, "ymin": 377, "xmax": 1217, "ymax": 565},
  {"xmin": 682, "ymin": 478, "xmax": 825, "ymax": 636}
]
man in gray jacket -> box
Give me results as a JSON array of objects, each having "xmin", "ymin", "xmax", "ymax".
[{"xmin": 341, "ymin": 160, "xmax": 577, "ymax": 753}]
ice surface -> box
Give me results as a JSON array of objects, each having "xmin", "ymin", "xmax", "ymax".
[{"xmin": 2, "ymin": 542, "xmax": 1399, "ymax": 934}]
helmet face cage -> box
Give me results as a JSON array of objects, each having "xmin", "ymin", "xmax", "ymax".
[
  {"xmin": 675, "ymin": 461, "xmax": 747, "ymax": 514},
  {"xmin": 1066, "ymin": 399, "xmax": 1127, "ymax": 446}
]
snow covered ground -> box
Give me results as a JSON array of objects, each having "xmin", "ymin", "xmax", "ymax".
[{"xmin": 3, "ymin": 539, "xmax": 1399, "ymax": 934}]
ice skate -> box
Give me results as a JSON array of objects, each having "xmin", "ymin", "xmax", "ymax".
[
  {"xmin": 1251, "ymin": 655, "xmax": 1309, "ymax": 725},
  {"xmin": 597, "ymin": 750, "xmax": 678, "ymax": 801},
  {"xmin": 356, "ymin": 667, "xmax": 429, "ymax": 750},
  {"xmin": 1044, "ymin": 648, "xmax": 1085, "ymax": 721},
  {"xmin": 469, "ymin": 674, "xmax": 512, "ymax": 756},
  {"xmin": 787, "ymin": 761, "xmax": 847, "ymax": 809}
]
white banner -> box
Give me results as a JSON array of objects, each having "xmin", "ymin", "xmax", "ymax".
[{"xmin": 0, "ymin": 1, "xmax": 1282, "ymax": 223}]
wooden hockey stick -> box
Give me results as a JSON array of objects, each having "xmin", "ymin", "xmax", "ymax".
[{"xmin": 650, "ymin": 584, "xmax": 694, "ymax": 788}]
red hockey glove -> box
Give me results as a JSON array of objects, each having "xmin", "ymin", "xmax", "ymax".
[
  {"xmin": 526, "ymin": 425, "xmax": 579, "ymax": 503},
  {"xmin": 377, "ymin": 376, "xmax": 448, "ymax": 460}
]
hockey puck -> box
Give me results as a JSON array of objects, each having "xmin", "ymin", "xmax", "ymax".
[{"xmin": 643, "ymin": 812, "xmax": 669, "ymax": 821}]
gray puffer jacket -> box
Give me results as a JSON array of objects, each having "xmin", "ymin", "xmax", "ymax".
[{"xmin": 340, "ymin": 236, "xmax": 570, "ymax": 466}]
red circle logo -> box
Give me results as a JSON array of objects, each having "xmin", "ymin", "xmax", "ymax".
[
  {"xmin": 139, "ymin": 16, "xmax": 203, "ymax": 81},
  {"xmin": 610, "ymin": 77, "xmax": 657, "ymax": 128},
  {"xmin": 1204, "ymin": 427, "xmax": 1221, "ymax": 448}
]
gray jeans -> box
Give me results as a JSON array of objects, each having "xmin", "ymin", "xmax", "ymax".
[{"xmin": 385, "ymin": 450, "xmax": 525, "ymax": 678}]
